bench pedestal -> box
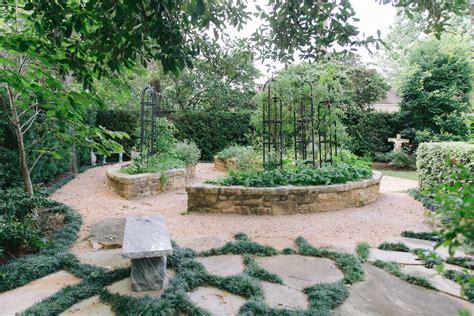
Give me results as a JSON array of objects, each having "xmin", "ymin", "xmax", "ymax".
[
  {"xmin": 122, "ymin": 216, "xmax": 173, "ymax": 292},
  {"xmin": 131, "ymin": 256, "xmax": 167, "ymax": 291}
]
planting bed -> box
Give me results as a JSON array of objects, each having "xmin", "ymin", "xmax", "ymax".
[
  {"xmin": 186, "ymin": 171, "xmax": 382, "ymax": 215},
  {"xmin": 107, "ymin": 164, "xmax": 196, "ymax": 199}
]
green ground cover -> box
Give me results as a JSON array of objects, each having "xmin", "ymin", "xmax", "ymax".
[{"xmin": 380, "ymin": 170, "xmax": 418, "ymax": 181}]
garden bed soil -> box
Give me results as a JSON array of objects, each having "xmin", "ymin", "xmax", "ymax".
[{"xmin": 186, "ymin": 171, "xmax": 382, "ymax": 215}]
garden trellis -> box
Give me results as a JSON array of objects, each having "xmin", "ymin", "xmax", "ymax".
[
  {"xmin": 139, "ymin": 86, "xmax": 162, "ymax": 157},
  {"xmin": 262, "ymin": 78, "xmax": 338, "ymax": 169}
]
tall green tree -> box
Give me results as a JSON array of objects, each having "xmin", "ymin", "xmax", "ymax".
[{"xmin": 399, "ymin": 36, "xmax": 472, "ymax": 142}]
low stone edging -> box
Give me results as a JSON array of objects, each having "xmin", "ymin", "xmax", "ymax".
[
  {"xmin": 186, "ymin": 171, "xmax": 382, "ymax": 215},
  {"xmin": 107, "ymin": 164, "xmax": 196, "ymax": 200},
  {"xmin": 213, "ymin": 156, "xmax": 235, "ymax": 171}
]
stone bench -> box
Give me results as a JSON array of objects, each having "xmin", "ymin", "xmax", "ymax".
[{"xmin": 122, "ymin": 216, "xmax": 173, "ymax": 291}]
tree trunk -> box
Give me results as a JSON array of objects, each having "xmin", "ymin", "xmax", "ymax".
[
  {"xmin": 7, "ymin": 85, "xmax": 34, "ymax": 195},
  {"xmin": 69, "ymin": 128, "xmax": 78, "ymax": 174}
]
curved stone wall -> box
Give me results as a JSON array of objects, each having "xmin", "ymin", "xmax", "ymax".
[
  {"xmin": 186, "ymin": 171, "xmax": 382, "ymax": 215},
  {"xmin": 107, "ymin": 164, "xmax": 196, "ymax": 200}
]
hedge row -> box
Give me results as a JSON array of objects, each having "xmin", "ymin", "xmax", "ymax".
[
  {"xmin": 416, "ymin": 142, "xmax": 474, "ymax": 189},
  {"xmin": 173, "ymin": 110, "xmax": 254, "ymax": 161}
]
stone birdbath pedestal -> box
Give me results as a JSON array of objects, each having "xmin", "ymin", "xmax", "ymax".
[
  {"xmin": 388, "ymin": 134, "xmax": 409, "ymax": 152},
  {"xmin": 122, "ymin": 216, "xmax": 173, "ymax": 291}
]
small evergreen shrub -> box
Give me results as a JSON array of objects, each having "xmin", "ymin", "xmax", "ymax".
[
  {"xmin": 378, "ymin": 242, "xmax": 410, "ymax": 252},
  {"xmin": 416, "ymin": 142, "xmax": 473, "ymax": 189},
  {"xmin": 174, "ymin": 140, "xmax": 201, "ymax": 166},
  {"xmin": 216, "ymin": 145, "xmax": 261, "ymax": 171}
]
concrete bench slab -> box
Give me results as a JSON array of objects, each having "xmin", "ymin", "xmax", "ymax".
[{"xmin": 122, "ymin": 216, "xmax": 173, "ymax": 292}]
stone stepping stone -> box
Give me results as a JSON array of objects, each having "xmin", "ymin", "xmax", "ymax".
[
  {"xmin": 106, "ymin": 270, "xmax": 174, "ymax": 298},
  {"xmin": 368, "ymin": 249, "xmax": 423, "ymax": 265},
  {"xmin": 60, "ymin": 295, "xmax": 113, "ymax": 315},
  {"xmin": 336, "ymin": 264, "xmax": 473, "ymax": 316},
  {"xmin": 260, "ymin": 281, "xmax": 309, "ymax": 310},
  {"xmin": 400, "ymin": 265, "xmax": 463, "ymax": 299},
  {"xmin": 77, "ymin": 249, "xmax": 130, "ymax": 270},
  {"xmin": 394, "ymin": 237, "xmax": 468, "ymax": 260},
  {"xmin": 174, "ymin": 235, "xmax": 227, "ymax": 252},
  {"xmin": 255, "ymin": 255, "xmax": 343, "ymax": 291},
  {"xmin": 188, "ymin": 286, "xmax": 246, "ymax": 316},
  {"xmin": 0, "ymin": 271, "xmax": 81, "ymax": 315},
  {"xmin": 196, "ymin": 255, "xmax": 244, "ymax": 277},
  {"xmin": 89, "ymin": 217, "xmax": 125, "ymax": 249}
]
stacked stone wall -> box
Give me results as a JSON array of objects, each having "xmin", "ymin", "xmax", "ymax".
[
  {"xmin": 186, "ymin": 171, "xmax": 382, "ymax": 215},
  {"xmin": 107, "ymin": 164, "xmax": 196, "ymax": 199}
]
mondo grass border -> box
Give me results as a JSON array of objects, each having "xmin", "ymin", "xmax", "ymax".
[
  {"xmin": 0, "ymin": 201, "xmax": 82, "ymax": 292},
  {"xmin": 100, "ymin": 234, "xmax": 365, "ymax": 315}
]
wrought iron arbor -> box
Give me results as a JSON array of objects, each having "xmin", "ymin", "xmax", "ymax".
[
  {"xmin": 139, "ymin": 86, "xmax": 161, "ymax": 157},
  {"xmin": 262, "ymin": 78, "xmax": 338, "ymax": 169}
]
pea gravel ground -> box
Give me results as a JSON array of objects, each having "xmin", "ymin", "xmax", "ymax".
[{"xmin": 51, "ymin": 163, "xmax": 431, "ymax": 254}]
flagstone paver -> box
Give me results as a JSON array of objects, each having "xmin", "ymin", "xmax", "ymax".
[
  {"xmin": 175, "ymin": 235, "xmax": 228, "ymax": 253},
  {"xmin": 106, "ymin": 269, "xmax": 174, "ymax": 298},
  {"xmin": 368, "ymin": 248, "xmax": 422, "ymax": 265},
  {"xmin": 196, "ymin": 255, "xmax": 245, "ymax": 277},
  {"xmin": 188, "ymin": 286, "xmax": 247, "ymax": 316},
  {"xmin": 400, "ymin": 265, "xmax": 463, "ymax": 298},
  {"xmin": 336, "ymin": 264, "xmax": 474, "ymax": 316},
  {"xmin": 89, "ymin": 217, "xmax": 125, "ymax": 249},
  {"xmin": 394, "ymin": 236, "xmax": 469, "ymax": 260},
  {"xmin": 60, "ymin": 295, "xmax": 114, "ymax": 316},
  {"xmin": 0, "ymin": 271, "xmax": 81, "ymax": 315},
  {"xmin": 260, "ymin": 281, "xmax": 309, "ymax": 310},
  {"xmin": 77, "ymin": 248, "xmax": 130, "ymax": 269},
  {"xmin": 255, "ymin": 255, "xmax": 343, "ymax": 290}
]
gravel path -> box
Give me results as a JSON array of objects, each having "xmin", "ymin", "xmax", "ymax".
[{"xmin": 51, "ymin": 163, "xmax": 431, "ymax": 253}]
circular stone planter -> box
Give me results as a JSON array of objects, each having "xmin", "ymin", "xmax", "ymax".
[
  {"xmin": 107, "ymin": 164, "xmax": 196, "ymax": 200},
  {"xmin": 186, "ymin": 171, "xmax": 382, "ymax": 215}
]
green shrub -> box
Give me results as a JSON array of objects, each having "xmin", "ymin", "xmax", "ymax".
[
  {"xmin": 96, "ymin": 108, "xmax": 139, "ymax": 153},
  {"xmin": 208, "ymin": 163, "xmax": 372, "ymax": 187},
  {"xmin": 0, "ymin": 188, "xmax": 51, "ymax": 257},
  {"xmin": 216, "ymin": 145, "xmax": 261, "ymax": 171},
  {"xmin": 173, "ymin": 110, "xmax": 253, "ymax": 161},
  {"xmin": 416, "ymin": 142, "xmax": 473, "ymax": 189},
  {"xmin": 120, "ymin": 153, "xmax": 185, "ymax": 175},
  {"xmin": 431, "ymin": 165, "xmax": 473, "ymax": 255},
  {"xmin": 174, "ymin": 140, "xmax": 201, "ymax": 166},
  {"xmin": 342, "ymin": 111, "xmax": 403, "ymax": 157},
  {"xmin": 378, "ymin": 242, "xmax": 410, "ymax": 252}
]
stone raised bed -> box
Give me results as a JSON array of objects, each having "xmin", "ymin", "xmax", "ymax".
[
  {"xmin": 213, "ymin": 156, "xmax": 236, "ymax": 171},
  {"xmin": 107, "ymin": 164, "xmax": 196, "ymax": 200},
  {"xmin": 186, "ymin": 171, "xmax": 382, "ymax": 215}
]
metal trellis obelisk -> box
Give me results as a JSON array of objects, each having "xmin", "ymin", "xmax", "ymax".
[{"xmin": 139, "ymin": 84, "xmax": 161, "ymax": 157}]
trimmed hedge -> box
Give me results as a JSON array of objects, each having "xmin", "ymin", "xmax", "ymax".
[
  {"xmin": 173, "ymin": 110, "xmax": 254, "ymax": 161},
  {"xmin": 416, "ymin": 142, "xmax": 473, "ymax": 189}
]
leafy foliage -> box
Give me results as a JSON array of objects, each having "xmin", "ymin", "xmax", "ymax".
[
  {"xmin": 174, "ymin": 140, "xmax": 201, "ymax": 166},
  {"xmin": 216, "ymin": 145, "xmax": 261, "ymax": 172},
  {"xmin": 416, "ymin": 142, "xmax": 473, "ymax": 190},
  {"xmin": 399, "ymin": 37, "xmax": 472, "ymax": 142},
  {"xmin": 209, "ymin": 163, "xmax": 372, "ymax": 187},
  {"xmin": 401, "ymin": 231, "xmax": 440, "ymax": 242},
  {"xmin": 343, "ymin": 111, "xmax": 403, "ymax": 157},
  {"xmin": 0, "ymin": 200, "xmax": 81, "ymax": 292},
  {"xmin": 174, "ymin": 110, "xmax": 254, "ymax": 161},
  {"xmin": 443, "ymin": 269, "xmax": 474, "ymax": 302},
  {"xmin": 378, "ymin": 242, "xmax": 410, "ymax": 252},
  {"xmin": 431, "ymin": 165, "xmax": 473, "ymax": 255},
  {"xmin": 200, "ymin": 233, "xmax": 278, "ymax": 257},
  {"xmin": 356, "ymin": 242, "xmax": 370, "ymax": 262},
  {"xmin": 120, "ymin": 154, "xmax": 185, "ymax": 175}
]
